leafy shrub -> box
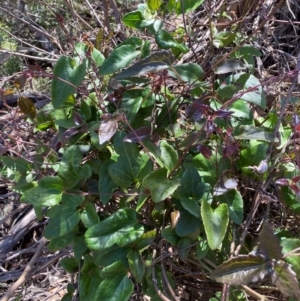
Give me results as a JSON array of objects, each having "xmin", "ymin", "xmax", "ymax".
[{"xmin": 2, "ymin": 1, "xmax": 300, "ymax": 300}]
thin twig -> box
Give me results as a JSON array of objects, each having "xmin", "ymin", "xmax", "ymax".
[
  {"xmin": 1, "ymin": 236, "xmax": 47, "ymax": 301},
  {"xmin": 0, "ymin": 49, "xmax": 57, "ymax": 62},
  {"xmin": 266, "ymin": 60, "xmax": 300, "ymax": 160},
  {"xmin": 204, "ymin": 0, "xmax": 286, "ymax": 77},
  {"xmin": 152, "ymin": 249, "xmax": 172, "ymax": 301},
  {"xmin": 241, "ymin": 284, "xmax": 268, "ymax": 300},
  {"xmin": 84, "ymin": 0, "xmax": 106, "ymax": 32},
  {"xmin": 0, "ymin": 27, "xmax": 58, "ymax": 58},
  {"xmin": 0, "ymin": 5, "xmax": 56, "ymax": 43},
  {"xmin": 235, "ymin": 57, "xmax": 300, "ymax": 256},
  {"xmin": 179, "ymin": 0, "xmax": 200, "ymax": 65},
  {"xmin": 63, "ymin": 0, "xmax": 93, "ymax": 30}
]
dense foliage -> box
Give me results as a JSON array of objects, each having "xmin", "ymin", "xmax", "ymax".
[{"xmin": 1, "ymin": 0, "xmax": 300, "ymax": 300}]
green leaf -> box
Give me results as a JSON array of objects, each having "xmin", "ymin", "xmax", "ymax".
[
  {"xmin": 213, "ymin": 59, "xmax": 250, "ymax": 74},
  {"xmin": 81, "ymin": 254, "xmax": 98, "ymax": 274},
  {"xmin": 168, "ymin": 63, "xmax": 203, "ymax": 84},
  {"xmin": 115, "ymin": 50, "xmax": 174, "ymax": 79},
  {"xmin": 149, "ymin": 19, "xmax": 163, "ymax": 33},
  {"xmin": 81, "ymin": 203, "xmax": 100, "ymax": 228},
  {"xmin": 179, "ymin": 197, "xmax": 201, "ymax": 218},
  {"xmin": 161, "ymin": 226, "xmax": 181, "ymax": 245},
  {"xmin": 136, "ymin": 230, "xmax": 156, "ymax": 249},
  {"xmin": 196, "ymin": 239, "xmax": 209, "ymax": 260},
  {"xmin": 237, "ymin": 73, "xmax": 266, "ymax": 108},
  {"xmin": 281, "ymin": 238, "xmax": 300, "ymax": 279},
  {"xmin": 136, "ymin": 153, "xmax": 153, "ymax": 183},
  {"xmin": 210, "ymin": 255, "xmax": 272, "ymax": 285},
  {"xmin": 99, "ymin": 45, "xmax": 140, "ymax": 75},
  {"xmin": 48, "ymin": 227, "xmax": 78, "ymax": 252},
  {"xmin": 85, "ymin": 208, "xmax": 144, "ymax": 250},
  {"xmin": 99, "ymin": 160, "xmax": 118, "ymax": 204},
  {"xmin": 166, "ymin": 0, "xmax": 180, "ymax": 13},
  {"xmin": 94, "ymin": 245, "xmax": 130, "ymax": 267},
  {"xmin": 235, "ymin": 125, "xmax": 278, "ymax": 142},
  {"xmin": 141, "ymin": 40, "xmax": 151, "ymax": 59},
  {"xmin": 136, "ymin": 187, "xmax": 150, "ymax": 211},
  {"xmin": 59, "ymin": 145, "xmax": 81, "ymax": 168},
  {"xmin": 236, "ymin": 45, "xmax": 262, "ymax": 58},
  {"xmin": 21, "ymin": 185, "xmax": 62, "ymax": 207},
  {"xmin": 117, "ymin": 37, "xmax": 143, "ymax": 49},
  {"xmin": 159, "ymin": 140, "xmax": 178, "ymax": 172},
  {"xmin": 74, "ymin": 42, "xmax": 105, "ymax": 68},
  {"xmin": 108, "ymin": 133, "xmax": 153, "ymax": 187},
  {"xmin": 155, "ymin": 29, "xmax": 188, "ymax": 53},
  {"xmin": 201, "ymin": 200, "xmax": 229, "ymax": 250},
  {"xmin": 90, "ymin": 47, "xmax": 105, "ymax": 67},
  {"xmin": 51, "ymin": 56, "xmax": 86, "ymax": 109},
  {"xmin": 230, "ymin": 100, "xmax": 251, "ymax": 119},
  {"xmin": 100, "ymin": 260, "xmax": 128, "ymax": 278},
  {"xmin": 176, "ymin": 0, "xmax": 204, "ymax": 14},
  {"xmin": 177, "ymin": 167, "xmax": 205, "ymax": 199},
  {"xmin": 213, "ymin": 31, "xmax": 236, "ymax": 48},
  {"xmin": 44, "ymin": 205, "xmax": 80, "ymax": 239},
  {"xmin": 218, "ymin": 73, "xmax": 266, "ymax": 109},
  {"xmin": 175, "ymin": 209, "xmax": 201, "ymax": 237},
  {"xmin": 96, "ymin": 270, "xmax": 133, "ymax": 301},
  {"xmin": 143, "ymin": 168, "xmax": 180, "ymax": 203},
  {"xmin": 79, "ymin": 256, "xmax": 103, "ymax": 301},
  {"xmin": 216, "ymin": 190, "xmax": 243, "ymax": 225},
  {"xmin": 61, "ymin": 292, "xmax": 73, "ymax": 301},
  {"xmin": 122, "ymin": 11, "xmax": 145, "ymax": 29},
  {"xmin": 122, "ymin": 96, "xmax": 143, "ymax": 123},
  {"xmin": 193, "ymin": 148, "xmax": 229, "ymax": 186},
  {"xmin": 178, "ymin": 237, "xmax": 192, "ymax": 261},
  {"xmin": 217, "ymin": 73, "xmax": 250, "ymax": 100},
  {"xmin": 259, "ymin": 222, "xmax": 283, "ymax": 260},
  {"xmin": 1, "ymin": 156, "xmax": 32, "ymax": 173},
  {"xmin": 73, "ymin": 164, "xmax": 92, "ymax": 180},
  {"xmin": 60, "ymin": 256, "xmax": 78, "ymax": 273},
  {"xmin": 57, "ymin": 145, "xmax": 84, "ymax": 189},
  {"xmin": 239, "ymin": 141, "xmax": 268, "ymax": 172},
  {"xmin": 147, "ymin": 0, "xmax": 162, "ymax": 10},
  {"xmin": 42, "ymin": 176, "xmax": 64, "ymax": 189},
  {"xmin": 272, "ymin": 260, "xmax": 300, "ymax": 299},
  {"xmin": 61, "ymin": 193, "xmax": 84, "ymax": 207},
  {"xmin": 127, "ymin": 249, "xmax": 145, "ymax": 283},
  {"xmin": 73, "ymin": 236, "xmax": 88, "ymax": 261}
]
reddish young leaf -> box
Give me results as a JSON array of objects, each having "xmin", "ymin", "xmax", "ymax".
[
  {"xmin": 291, "ymin": 176, "xmax": 300, "ymax": 183},
  {"xmin": 213, "ymin": 109, "xmax": 234, "ymax": 119},
  {"xmin": 197, "ymin": 144, "xmax": 212, "ymax": 159},
  {"xmin": 290, "ymin": 184, "xmax": 300, "ymax": 196},
  {"xmin": 223, "ymin": 141, "xmax": 240, "ymax": 158},
  {"xmin": 275, "ymin": 178, "xmax": 290, "ymax": 186},
  {"xmin": 123, "ymin": 127, "xmax": 151, "ymax": 143}
]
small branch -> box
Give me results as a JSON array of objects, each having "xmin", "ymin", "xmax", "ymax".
[
  {"xmin": 266, "ymin": 62, "xmax": 300, "ymax": 160},
  {"xmin": 241, "ymin": 284, "xmax": 268, "ymax": 300},
  {"xmin": 152, "ymin": 249, "xmax": 172, "ymax": 301},
  {"xmin": 204, "ymin": 0, "xmax": 286, "ymax": 78},
  {"xmin": 1, "ymin": 236, "xmax": 47, "ymax": 301},
  {"xmin": 179, "ymin": 0, "xmax": 200, "ymax": 65},
  {"xmin": 0, "ymin": 26, "xmax": 58, "ymax": 58},
  {"xmin": 0, "ymin": 50, "xmax": 57, "ymax": 62},
  {"xmin": 63, "ymin": 0, "xmax": 93, "ymax": 30}
]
